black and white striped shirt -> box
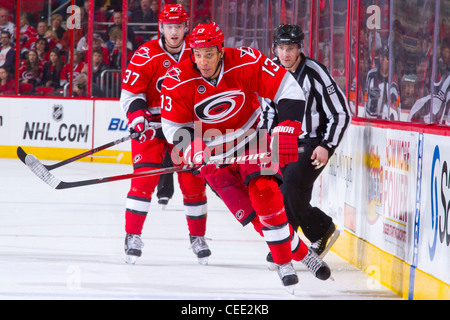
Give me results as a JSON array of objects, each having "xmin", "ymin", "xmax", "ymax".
[{"xmin": 262, "ymin": 53, "xmax": 351, "ymax": 153}]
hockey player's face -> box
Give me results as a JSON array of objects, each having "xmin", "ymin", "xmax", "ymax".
[
  {"xmin": 161, "ymin": 23, "xmax": 186, "ymax": 48},
  {"xmin": 276, "ymin": 44, "xmax": 301, "ymax": 70},
  {"xmin": 193, "ymin": 47, "xmax": 222, "ymax": 79}
]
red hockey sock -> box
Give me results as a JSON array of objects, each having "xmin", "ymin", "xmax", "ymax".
[
  {"xmin": 124, "ymin": 171, "xmax": 158, "ymax": 235},
  {"xmin": 125, "ymin": 211, "xmax": 147, "ymax": 235},
  {"xmin": 186, "ymin": 216, "xmax": 207, "ymax": 237},
  {"xmin": 248, "ymin": 176, "xmax": 292, "ymax": 265}
]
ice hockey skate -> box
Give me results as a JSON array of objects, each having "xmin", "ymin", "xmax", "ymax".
[
  {"xmin": 189, "ymin": 234, "xmax": 211, "ymax": 265},
  {"xmin": 301, "ymin": 248, "xmax": 331, "ymax": 280},
  {"xmin": 124, "ymin": 234, "xmax": 144, "ymax": 264},
  {"xmin": 310, "ymin": 224, "xmax": 340, "ymax": 258},
  {"xmin": 267, "ymin": 248, "xmax": 331, "ymax": 280},
  {"xmin": 277, "ymin": 262, "xmax": 298, "ymax": 294}
]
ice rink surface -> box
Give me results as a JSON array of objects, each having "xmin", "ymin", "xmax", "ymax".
[{"xmin": 0, "ymin": 157, "xmax": 402, "ymax": 301}]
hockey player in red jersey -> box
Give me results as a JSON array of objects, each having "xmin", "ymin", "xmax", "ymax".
[
  {"xmin": 120, "ymin": 4, "xmax": 210, "ymax": 265},
  {"xmin": 161, "ymin": 22, "xmax": 331, "ymax": 292}
]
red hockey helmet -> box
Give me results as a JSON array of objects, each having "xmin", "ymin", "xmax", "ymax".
[
  {"xmin": 189, "ymin": 22, "xmax": 224, "ymax": 51},
  {"xmin": 158, "ymin": 4, "xmax": 189, "ymax": 24}
]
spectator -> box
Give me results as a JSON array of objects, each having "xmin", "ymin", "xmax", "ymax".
[
  {"xmin": 78, "ymin": 33, "xmax": 110, "ymax": 66},
  {"xmin": 408, "ymin": 38, "xmax": 450, "ymax": 124},
  {"xmin": 84, "ymin": 48, "xmax": 108, "ymax": 84},
  {"xmin": 18, "ymin": 49, "xmax": 43, "ymax": 87},
  {"xmin": 22, "ymin": 21, "xmax": 49, "ymax": 55},
  {"xmin": 0, "ymin": 66, "xmax": 15, "ymax": 95},
  {"xmin": 106, "ymin": 26, "xmax": 121, "ymax": 52},
  {"xmin": 36, "ymin": 21, "xmax": 49, "ymax": 39},
  {"xmin": 150, "ymin": 0, "xmax": 158, "ymax": 16},
  {"xmin": 364, "ymin": 44, "xmax": 400, "ymax": 120},
  {"xmin": 35, "ymin": 37, "xmax": 50, "ymax": 65},
  {"xmin": 0, "ymin": 8, "xmax": 15, "ymax": 41},
  {"xmin": 130, "ymin": 0, "xmax": 156, "ymax": 41},
  {"xmin": 49, "ymin": 14, "xmax": 65, "ymax": 40},
  {"xmin": 60, "ymin": 50, "xmax": 85, "ymax": 88},
  {"xmin": 407, "ymin": 74, "xmax": 449, "ymax": 124},
  {"xmin": 42, "ymin": 47, "xmax": 64, "ymax": 89},
  {"xmin": 19, "ymin": 13, "xmax": 37, "ymax": 47},
  {"xmin": 92, "ymin": 33, "xmax": 110, "ymax": 65},
  {"xmin": 72, "ymin": 72, "xmax": 104, "ymax": 97},
  {"xmin": 109, "ymin": 36, "xmax": 125, "ymax": 69},
  {"xmin": 44, "ymin": 30, "xmax": 62, "ymax": 52},
  {"xmin": 0, "ymin": 31, "xmax": 15, "ymax": 73},
  {"xmin": 439, "ymin": 37, "xmax": 450, "ymax": 77},
  {"xmin": 107, "ymin": 11, "xmax": 137, "ymax": 50},
  {"xmin": 59, "ymin": 14, "xmax": 86, "ymax": 51}
]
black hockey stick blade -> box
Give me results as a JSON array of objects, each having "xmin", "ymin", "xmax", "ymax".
[{"xmin": 17, "ymin": 146, "xmax": 29, "ymax": 165}]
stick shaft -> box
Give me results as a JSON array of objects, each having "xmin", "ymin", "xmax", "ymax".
[
  {"xmin": 17, "ymin": 133, "xmax": 136, "ymax": 171},
  {"xmin": 22, "ymin": 151, "xmax": 272, "ymax": 190}
]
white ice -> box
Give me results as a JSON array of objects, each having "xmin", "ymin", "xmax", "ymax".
[{"xmin": 0, "ymin": 158, "xmax": 401, "ymax": 300}]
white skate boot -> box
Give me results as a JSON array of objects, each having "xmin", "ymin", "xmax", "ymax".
[
  {"xmin": 124, "ymin": 233, "xmax": 144, "ymax": 264},
  {"xmin": 189, "ymin": 234, "xmax": 211, "ymax": 265}
]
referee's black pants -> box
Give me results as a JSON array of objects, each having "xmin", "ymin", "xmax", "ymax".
[{"xmin": 280, "ymin": 138, "xmax": 333, "ymax": 243}]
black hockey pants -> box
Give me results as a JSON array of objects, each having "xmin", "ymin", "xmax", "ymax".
[{"xmin": 280, "ymin": 138, "xmax": 333, "ymax": 243}]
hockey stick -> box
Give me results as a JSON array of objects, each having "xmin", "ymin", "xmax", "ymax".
[
  {"xmin": 17, "ymin": 133, "xmax": 138, "ymax": 171},
  {"xmin": 20, "ymin": 151, "xmax": 272, "ymax": 190}
]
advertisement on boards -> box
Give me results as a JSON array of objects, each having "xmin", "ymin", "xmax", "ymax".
[
  {"xmin": 418, "ymin": 134, "xmax": 450, "ymax": 284},
  {"xmin": 0, "ymin": 97, "xmax": 93, "ymax": 149}
]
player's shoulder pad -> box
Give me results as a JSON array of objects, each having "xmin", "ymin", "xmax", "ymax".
[{"xmin": 129, "ymin": 40, "xmax": 160, "ymax": 67}]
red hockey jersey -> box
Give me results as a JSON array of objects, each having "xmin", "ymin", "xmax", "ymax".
[
  {"xmin": 120, "ymin": 37, "xmax": 191, "ymax": 116},
  {"xmin": 160, "ymin": 46, "xmax": 305, "ymax": 159},
  {"xmin": 60, "ymin": 61, "xmax": 85, "ymax": 86}
]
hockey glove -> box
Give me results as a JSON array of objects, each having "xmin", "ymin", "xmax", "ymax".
[
  {"xmin": 127, "ymin": 109, "xmax": 156, "ymax": 143},
  {"xmin": 271, "ymin": 120, "xmax": 303, "ymax": 167},
  {"xmin": 183, "ymin": 138, "xmax": 219, "ymax": 177}
]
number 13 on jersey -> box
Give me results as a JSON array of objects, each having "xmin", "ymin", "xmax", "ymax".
[{"xmin": 161, "ymin": 94, "xmax": 173, "ymax": 112}]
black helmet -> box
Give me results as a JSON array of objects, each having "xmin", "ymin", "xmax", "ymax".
[{"xmin": 273, "ymin": 24, "xmax": 304, "ymax": 47}]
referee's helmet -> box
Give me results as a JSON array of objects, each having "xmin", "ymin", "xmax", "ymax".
[{"xmin": 273, "ymin": 24, "xmax": 304, "ymax": 48}]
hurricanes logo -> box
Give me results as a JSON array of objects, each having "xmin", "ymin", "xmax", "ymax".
[
  {"xmin": 166, "ymin": 67, "xmax": 181, "ymax": 81},
  {"xmin": 130, "ymin": 47, "xmax": 152, "ymax": 66},
  {"xmin": 194, "ymin": 90, "xmax": 245, "ymax": 124},
  {"xmin": 235, "ymin": 209, "xmax": 245, "ymax": 220}
]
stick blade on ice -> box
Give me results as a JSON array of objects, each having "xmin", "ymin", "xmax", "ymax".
[{"xmin": 21, "ymin": 152, "xmax": 61, "ymax": 189}]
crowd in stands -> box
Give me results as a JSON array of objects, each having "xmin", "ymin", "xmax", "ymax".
[
  {"xmin": 0, "ymin": 0, "xmax": 213, "ymax": 97},
  {"xmin": 0, "ymin": 0, "xmax": 171, "ymax": 97}
]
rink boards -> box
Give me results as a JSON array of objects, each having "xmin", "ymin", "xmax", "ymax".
[
  {"xmin": 0, "ymin": 96, "xmax": 449, "ymax": 300},
  {"xmin": 0, "ymin": 97, "xmax": 132, "ymax": 164},
  {"xmin": 311, "ymin": 119, "xmax": 450, "ymax": 300}
]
